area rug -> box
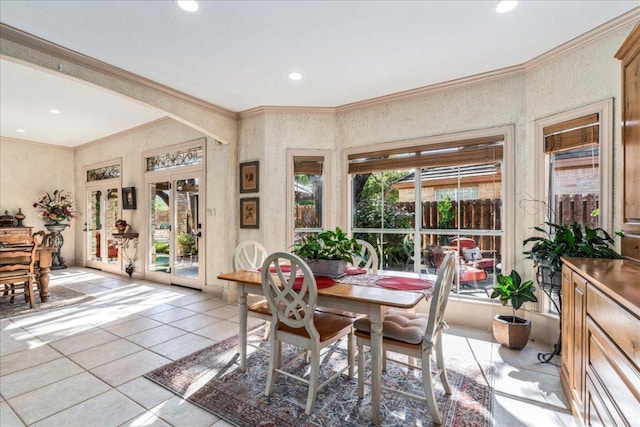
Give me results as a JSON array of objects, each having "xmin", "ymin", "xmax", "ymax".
[
  {"xmin": 0, "ymin": 285, "xmax": 95, "ymax": 319},
  {"xmin": 145, "ymin": 327, "xmax": 493, "ymax": 426}
]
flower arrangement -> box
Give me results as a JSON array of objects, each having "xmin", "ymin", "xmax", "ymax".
[{"xmin": 33, "ymin": 190, "xmax": 77, "ymax": 223}]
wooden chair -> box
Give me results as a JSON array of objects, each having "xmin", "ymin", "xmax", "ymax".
[
  {"xmin": 260, "ymin": 252, "xmax": 355, "ymax": 415},
  {"xmin": 233, "ymin": 240, "xmax": 272, "ymax": 344},
  {"xmin": 32, "ymin": 230, "xmax": 55, "ymax": 293},
  {"xmin": 0, "ymin": 234, "xmax": 39, "ymax": 308},
  {"xmin": 354, "ymin": 251, "xmax": 456, "ymax": 424}
]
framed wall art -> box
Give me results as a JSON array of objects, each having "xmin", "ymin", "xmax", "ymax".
[
  {"xmin": 240, "ymin": 197, "xmax": 259, "ymax": 229},
  {"xmin": 239, "ymin": 161, "xmax": 259, "ymax": 193},
  {"xmin": 122, "ymin": 187, "xmax": 137, "ymax": 210}
]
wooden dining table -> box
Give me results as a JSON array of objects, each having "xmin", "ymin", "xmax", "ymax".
[{"xmin": 217, "ymin": 269, "xmax": 429, "ymax": 424}]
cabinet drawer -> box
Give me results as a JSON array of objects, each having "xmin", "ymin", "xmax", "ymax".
[
  {"xmin": 587, "ymin": 284, "xmax": 640, "ymax": 369},
  {"xmin": 586, "ymin": 317, "xmax": 640, "ymax": 425}
]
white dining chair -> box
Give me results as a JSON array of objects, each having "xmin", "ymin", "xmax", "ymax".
[
  {"xmin": 353, "ymin": 239, "xmax": 380, "ymax": 270},
  {"xmin": 232, "ymin": 240, "xmax": 271, "ymax": 344},
  {"xmin": 354, "ymin": 251, "xmax": 456, "ymax": 424},
  {"xmin": 260, "ymin": 252, "xmax": 355, "ymax": 415}
]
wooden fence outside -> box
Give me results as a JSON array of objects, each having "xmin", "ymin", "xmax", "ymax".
[
  {"xmin": 295, "ymin": 205, "xmax": 320, "ymax": 228},
  {"xmin": 399, "ymin": 199, "xmax": 502, "ymax": 253},
  {"xmin": 554, "ymin": 193, "xmax": 598, "ymax": 228}
]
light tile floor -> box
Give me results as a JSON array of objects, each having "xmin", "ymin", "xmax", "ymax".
[{"xmin": 1, "ymin": 268, "xmax": 575, "ymax": 427}]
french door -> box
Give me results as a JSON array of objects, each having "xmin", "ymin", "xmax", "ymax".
[
  {"xmin": 145, "ymin": 170, "xmax": 203, "ymax": 289},
  {"xmin": 85, "ymin": 179, "xmax": 121, "ymax": 273}
]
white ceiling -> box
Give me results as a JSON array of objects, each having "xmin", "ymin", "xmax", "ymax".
[{"xmin": 1, "ymin": 1, "xmax": 638, "ymax": 147}]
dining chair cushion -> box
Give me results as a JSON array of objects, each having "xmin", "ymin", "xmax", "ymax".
[
  {"xmin": 354, "ymin": 312, "xmax": 429, "ymax": 345},
  {"xmin": 278, "ymin": 311, "xmax": 354, "ymax": 341},
  {"xmin": 248, "ymin": 300, "xmax": 272, "ymax": 316}
]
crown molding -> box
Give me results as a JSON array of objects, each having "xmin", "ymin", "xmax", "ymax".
[
  {"xmin": 74, "ymin": 117, "xmax": 173, "ymax": 151},
  {"xmin": 526, "ymin": 8, "xmax": 640, "ymax": 71},
  {"xmin": 0, "ymin": 136, "xmax": 75, "ymax": 151},
  {"xmin": 335, "ymin": 64, "xmax": 525, "ymax": 113},
  {"xmin": 238, "ymin": 105, "xmax": 336, "ymax": 119},
  {"xmin": 0, "ymin": 23, "xmax": 237, "ymax": 120}
]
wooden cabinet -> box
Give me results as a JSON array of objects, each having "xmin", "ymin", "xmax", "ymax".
[
  {"xmin": 615, "ymin": 22, "xmax": 640, "ymax": 261},
  {"xmin": 0, "ymin": 227, "xmax": 34, "ymax": 237},
  {"xmin": 561, "ymin": 265, "xmax": 587, "ymax": 424},
  {"xmin": 561, "ymin": 258, "xmax": 640, "ymax": 427}
]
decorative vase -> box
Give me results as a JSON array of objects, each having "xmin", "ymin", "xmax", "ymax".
[
  {"xmin": 44, "ymin": 222, "xmax": 69, "ymax": 270},
  {"xmin": 492, "ymin": 315, "xmax": 531, "ymax": 350},
  {"xmin": 14, "ymin": 208, "xmax": 26, "ymax": 227}
]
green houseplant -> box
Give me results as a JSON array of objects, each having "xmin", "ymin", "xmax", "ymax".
[
  {"xmin": 523, "ymin": 221, "xmax": 622, "ymax": 289},
  {"xmin": 292, "ymin": 227, "xmax": 361, "ymax": 276},
  {"xmin": 490, "ymin": 270, "xmax": 538, "ymax": 350},
  {"xmin": 177, "ymin": 232, "xmax": 196, "ymax": 255}
]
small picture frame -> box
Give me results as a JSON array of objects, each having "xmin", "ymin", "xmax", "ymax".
[
  {"xmin": 122, "ymin": 187, "xmax": 137, "ymax": 210},
  {"xmin": 240, "ymin": 197, "xmax": 259, "ymax": 229},
  {"xmin": 239, "ymin": 161, "xmax": 259, "ymax": 193}
]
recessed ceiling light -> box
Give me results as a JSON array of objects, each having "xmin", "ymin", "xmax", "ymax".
[
  {"xmin": 48, "ymin": 109, "xmax": 61, "ymax": 114},
  {"xmin": 175, "ymin": 1, "xmax": 199, "ymax": 12},
  {"xmin": 495, "ymin": 1, "xmax": 518, "ymax": 14},
  {"xmin": 288, "ymin": 72, "xmax": 302, "ymax": 81},
  {"xmin": 16, "ymin": 129, "xmax": 26, "ymax": 133}
]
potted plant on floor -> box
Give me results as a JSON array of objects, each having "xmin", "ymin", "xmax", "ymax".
[
  {"xmin": 292, "ymin": 227, "xmax": 361, "ymax": 277},
  {"xmin": 177, "ymin": 232, "xmax": 196, "ymax": 255},
  {"xmin": 490, "ymin": 270, "xmax": 538, "ymax": 350}
]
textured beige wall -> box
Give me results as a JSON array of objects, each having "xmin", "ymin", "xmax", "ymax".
[
  {"xmin": 0, "ymin": 137, "xmax": 76, "ymax": 263},
  {"xmin": 234, "ymin": 24, "xmax": 633, "ymax": 344},
  {"xmin": 74, "ymin": 119, "xmax": 232, "ymax": 291}
]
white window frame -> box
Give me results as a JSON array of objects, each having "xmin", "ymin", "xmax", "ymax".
[
  {"xmin": 533, "ymin": 99, "xmax": 614, "ymax": 235},
  {"xmin": 286, "ymin": 149, "xmax": 332, "ymax": 247},
  {"xmin": 344, "ymin": 125, "xmax": 515, "ymax": 274}
]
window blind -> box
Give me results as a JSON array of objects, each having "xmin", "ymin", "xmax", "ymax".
[
  {"xmin": 348, "ymin": 135, "xmax": 503, "ymax": 174},
  {"xmin": 544, "ymin": 113, "xmax": 599, "ymax": 154},
  {"xmin": 294, "ymin": 156, "xmax": 324, "ymax": 175}
]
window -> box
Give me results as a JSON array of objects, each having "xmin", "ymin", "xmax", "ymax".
[
  {"xmin": 545, "ymin": 115, "xmax": 600, "ymax": 227},
  {"xmin": 288, "ymin": 151, "xmax": 330, "ymax": 245},
  {"xmin": 349, "ymin": 128, "xmax": 513, "ymax": 300},
  {"xmin": 435, "ymin": 187, "xmax": 479, "ymax": 201},
  {"xmin": 535, "ymin": 99, "xmax": 613, "ymax": 314}
]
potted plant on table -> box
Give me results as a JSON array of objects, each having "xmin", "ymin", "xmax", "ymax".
[
  {"xmin": 490, "ymin": 270, "xmax": 538, "ymax": 350},
  {"xmin": 292, "ymin": 227, "xmax": 361, "ymax": 277}
]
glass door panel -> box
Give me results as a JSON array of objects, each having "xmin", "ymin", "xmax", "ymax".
[
  {"xmin": 148, "ymin": 181, "xmax": 171, "ymax": 274},
  {"xmin": 146, "ymin": 173, "xmax": 203, "ymax": 288},
  {"xmin": 173, "ymin": 178, "xmax": 200, "ymax": 280},
  {"xmin": 85, "ymin": 186, "xmax": 120, "ymax": 270}
]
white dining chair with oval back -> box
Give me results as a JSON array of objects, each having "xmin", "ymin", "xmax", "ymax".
[
  {"xmin": 232, "ymin": 240, "xmax": 272, "ymax": 346},
  {"xmin": 260, "ymin": 251, "xmax": 355, "ymax": 415},
  {"xmin": 354, "ymin": 251, "xmax": 456, "ymax": 424}
]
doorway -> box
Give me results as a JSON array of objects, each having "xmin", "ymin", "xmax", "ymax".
[
  {"xmin": 146, "ymin": 171, "xmax": 203, "ymax": 289},
  {"xmin": 84, "ymin": 175, "xmax": 121, "ymax": 274}
]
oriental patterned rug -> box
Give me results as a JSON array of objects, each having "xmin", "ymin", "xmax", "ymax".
[
  {"xmin": 0, "ymin": 285, "xmax": 95, "ymax": 319},
  {"xmin": 145, "ymin": 326, "xmax": 493, "ymax": 426}
]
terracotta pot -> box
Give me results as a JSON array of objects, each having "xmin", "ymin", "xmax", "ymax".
[{"xmin": 492, "ymin": 314, "xmax": 531, "ymax": 350}]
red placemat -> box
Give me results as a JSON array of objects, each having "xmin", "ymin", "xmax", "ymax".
[
  {"xmin": 257, "ymin": 264, "xmax": 292, "ymax": 273},
  {"xmin": 345, "ymin": 267, "xmax": 367, "ymax": 275},
  {"xmin": 293, "ymin": 276, "xmax": 335, "ymax": 290},
  {"xmin": 376, "ymin": 277, "xmax": 433, "ymax": 290}
]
